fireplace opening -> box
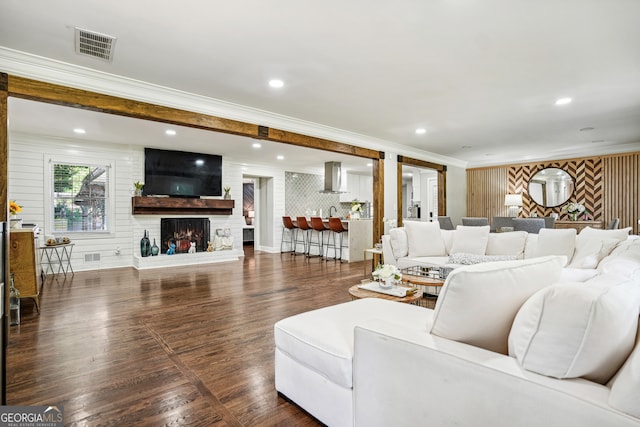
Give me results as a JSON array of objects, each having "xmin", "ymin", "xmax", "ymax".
[{"xmin": 160, "ymin": 218, "xmax": 210, "ymax": 254}]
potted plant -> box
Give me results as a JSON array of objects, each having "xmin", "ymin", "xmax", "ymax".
[{"xmin": 133, "ymin": 181, "xmax": 144, "ymax": 197}]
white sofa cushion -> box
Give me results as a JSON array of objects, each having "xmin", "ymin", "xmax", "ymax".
[
  {"xmin": 405, "ymin": 221, "xmax": 446, "ymax": 257},
  {"xmin": 485, "ymin": 231, "xmax": 528, "ymax": 258},
  {"xmin": 609, "ymin": 318, "xmax": 640, "ymax": 418},
  {"xmin": 274, "ymin": 298, "xmax": 429, "ymax": 389},
  {"xmin": 597, "ymin": 237, "xmax": 640, "ymax": 279},
  {"xmin": 534, "ymin": 228, "xmax": 576, "ymax": 266},
  {"xmin": 388, "ymin": 227, "xmax": 408, "ymax": 258},
  {"xmin": 450, "ymin": 225, "xmax": 490, "ymax": 255},
  {"xmin": 579, "ymin": 226, "xmax": 632, "ymax": 243},
  {"xmin": 441, "ymin": 229, "xmax": 455, "ymax": 255},
  {"xmin": 430, "ymin": 256, "xmax": 564, "ymax": 355},
  {"xmin": 568, "ymin": 237, "xmax": 619, "ymax": 269},
  {"xmin": 508, "ymin": 276, "xmax": 640, "ymax": 384}
]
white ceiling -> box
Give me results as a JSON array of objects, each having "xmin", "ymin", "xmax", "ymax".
[{"xmin": 2, "ymin": 0, "xmax": 640, "ymax": 168}]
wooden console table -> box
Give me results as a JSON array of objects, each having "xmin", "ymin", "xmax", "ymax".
[{"xmin": 555, "ymin": 220, "xmax": 603, "ymax": 233}]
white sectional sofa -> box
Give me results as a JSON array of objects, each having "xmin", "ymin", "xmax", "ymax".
[
  {"xmin": 274, "ymin": 227, "xmax": 640, "ymax": 427},
  {"xmin": 381, "ymin": 221, "xmax": 633, "ymax": 282}
]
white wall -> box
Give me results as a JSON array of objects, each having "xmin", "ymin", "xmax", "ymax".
[{"xmin": 8, "ymin": 135, "xmax": 249, "ymax": 272}]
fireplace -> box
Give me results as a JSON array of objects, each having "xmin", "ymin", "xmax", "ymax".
[{"xmin": 160, "ymin": 218, "xmax": 210, "ymax": 254}]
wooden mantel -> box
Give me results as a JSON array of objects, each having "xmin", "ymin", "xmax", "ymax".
[{"xmin": 131, "ymin": 197, "xmax": 234, "ymax": 215}]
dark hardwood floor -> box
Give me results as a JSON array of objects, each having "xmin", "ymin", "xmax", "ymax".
[{"xmin": 8, "ymin": 246, "xmax": 366, "ymax": 426}]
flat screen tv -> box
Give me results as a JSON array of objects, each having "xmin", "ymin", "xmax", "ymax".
[{"xmin": 144, "ymin": 148, "xmax": 222, "ymax": 197}]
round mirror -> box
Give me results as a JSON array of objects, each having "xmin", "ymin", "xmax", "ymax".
[{"xmin": 528, "ymin": 168, "xmax": 574, "ymax": 207}]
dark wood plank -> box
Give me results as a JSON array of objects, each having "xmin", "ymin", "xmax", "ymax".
[
  {"xmin": 132, "ymin": 197, "xmax": 235, "ymax": 215},
  {"xmin": 7, "ymin": 247, "xmax": 366, "ymax": 425}
]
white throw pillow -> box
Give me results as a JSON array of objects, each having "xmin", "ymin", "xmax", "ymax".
[
  {"xmin": 405, "ymin": 221, "xmax": 446, "ymax": 257},
  {"xmin": 430, "ymin": 256, "xmax": 564, "ymax": 355},
  {"xmin": 609, "ymin": 318, "xmax": 640, "ymax": 418},
  {"xmin": 509, "ymin": 277, "xmax": 640, "ymax": 384},
  {"xmin": 450, "ymin": 225, "xmax": 490, "ymax": 255},
  {"xmin": 534, "ymin": 228, "xmax": 576, "ymax": 266},
  {"xmin": 486, "ymin": 231, "xmax": 528, "ymax": 258},
  {"xmin": 389, "ymin": 227, "xmax": 408, "ymax": 258},
  {"xmin": 568, "ymin": 237, "xmax": 618, "ymax": 269},
  {"xmin": 579, "ymin": 226, "xmax": 632, "ymax": 243}
]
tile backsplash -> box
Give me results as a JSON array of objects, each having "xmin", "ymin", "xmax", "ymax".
[{"xmin": 285, "ymin": 172, "xmax": 351, "ymax": 218}]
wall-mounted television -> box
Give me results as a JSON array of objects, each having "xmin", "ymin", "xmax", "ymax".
[{"xmin": 144, "ymin": 148, "xmax": 222, "ymax": 197}]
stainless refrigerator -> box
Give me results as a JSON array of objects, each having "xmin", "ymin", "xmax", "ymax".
[{"xmin": 0, "ymin": 221, "xmax": 6, "ymax": 404}]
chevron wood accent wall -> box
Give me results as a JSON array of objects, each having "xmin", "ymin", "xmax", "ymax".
[{"xmin": 467, "ymin": 151, "xmax": 639, "ymax": 234}]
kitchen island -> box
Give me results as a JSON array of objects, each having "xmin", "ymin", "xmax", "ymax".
[{"xmin": 292, "ymin": 218, "xmax": 373, "ymax": 262}]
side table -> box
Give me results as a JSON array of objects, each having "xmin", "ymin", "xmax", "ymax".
[
  {"xmin": 363, "ymin": 247, "xmax": 383, "ymax": 277},
  {"xmin": 40, "ymin": 243, "xmax": 75, "ymax": 279}
]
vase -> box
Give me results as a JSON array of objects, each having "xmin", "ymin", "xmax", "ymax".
[
  {"xmin": 379, "ymin": 277, "xmax": 393, "ymax": 289},
  {"xmin": 151, "ymin": 239, "xmax": 159, "ymax": 256},
  {"xmin": 224, "ymin": 190, "xmax": 231, "ymax": 199},
  {"xmin": 569, "ymin": 213, "xmax": 578, "ymax": 221},
  {"xmin": 351, "ymin": 211, "xmax": 360, "ymax": 220},
  {"xmin": 140, "ymin": 230, "xmax": 151, "ymax": 257},
  {"xmin": 134, "ymin": 188, "xmax": 143, "ymax": 197},
  {"xmin": 10, "ymin": 217, "xmax": 22, "ymax": 229}
]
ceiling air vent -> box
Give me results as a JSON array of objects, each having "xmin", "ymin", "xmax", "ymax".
[{"xmin": 75, "ymin": 27, "xmax": 116, "ymax": 62}]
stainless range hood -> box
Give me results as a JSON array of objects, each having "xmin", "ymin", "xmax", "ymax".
[{"xmin": 320, "ymin": 161, "xmax": 346, "ymax": 193}]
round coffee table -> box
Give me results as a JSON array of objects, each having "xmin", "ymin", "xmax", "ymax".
[{"xmin": 349, "ymin": 283, "xmax": 423, "ymax": 304}]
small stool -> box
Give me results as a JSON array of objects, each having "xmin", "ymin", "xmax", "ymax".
[
  {"xmin": 326, "ymin": 217, "xmax": 348, "ymax": 261},
  {"xmin": 295, "ymin": 216, "xmax": 312, "ymax": 254},
  {"xmin": 307, "ymin": 217, "xmax": 328, "ymax": 258},
  {"xmin": 280, "ymin": 216, "xmax": 298, "ymax": 253}
]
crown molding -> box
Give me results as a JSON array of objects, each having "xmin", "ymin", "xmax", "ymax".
[{"xmin": 0, "ymin": 47, "xmax": 468, "ymax": 169}]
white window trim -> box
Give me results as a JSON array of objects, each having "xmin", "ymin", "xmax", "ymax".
[{"xmin": 44, "ymin": 154, "xmax": 116, "ymax": 238}]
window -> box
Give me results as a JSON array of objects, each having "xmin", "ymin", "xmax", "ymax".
[{"xmin": 49, "ymin": 160, "xmax": 112, "ymax": 233}]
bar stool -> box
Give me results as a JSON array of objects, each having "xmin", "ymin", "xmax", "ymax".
[
  {"xmin": 326, "ymin": 217, "xmax": 348, "ymax": 261},
  {"xmin": 280, "ymin": 216, "xmax": 298, "ymax": 253},
  {"xmin": 293, "ymin": 216, "xmax": 311, "ymax": 255},
  {"xmin": 307, "ymin": 217, "xmax": 328, "ymax": 258}
]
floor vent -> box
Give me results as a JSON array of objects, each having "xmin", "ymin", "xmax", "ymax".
[
  {"xmin": 75, "ymin": 27, "xmax": 116, "ymax": 62},
  {"xmin": 84, "ymin": 253, "xmax": 101, "ymax": 263}
]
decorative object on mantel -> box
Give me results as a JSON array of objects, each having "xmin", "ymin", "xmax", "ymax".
[
  {"xmin": 350, "ymin": 200, "xmax": 363, "ymax": 220},
  {"xmin": 223, "ymin": 186, "xmax": 231, "ymax": 199},
  {"xmin": 372, "ymin": 264, "xmax": 402, "ymax": 289},
  {"xmin": 213, "ymin": 228, "xmax": 233, "ymax": 250},
  {"xmin": 133, "ymin": 181, "xmax": 144, "ymax": 197},
  {"xmin": 140, "ymin": 230, "xmax": 151, "ymax": 257},
  {"xmin": 167, "ymin": 238, "xmax": 176, "ymax": 255},
  {"xmin": 188, "ymin": 242, "xmax": 196, "ymax": 253},
  {"xmin": 207, "ymin": 241, "xmax": 214, "ymax": 252},
  {"xmin": 9, "ymin": 200, "xmax": 23, "ymax": 229},
  {"xmin": 151, "ymin": 239, "xmax": 160, "ymax": 256},
  {"xmin": 560, "ymin": 202, "xmax": 585, "ymax": 221}
]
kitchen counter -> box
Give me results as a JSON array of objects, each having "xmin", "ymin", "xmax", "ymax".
[{"xmin": 291, "ymin": 218, "xmax": 372, "ymax": 262}]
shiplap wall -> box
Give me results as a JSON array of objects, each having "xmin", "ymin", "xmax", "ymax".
[
  {"xmin": 7, "ymin": 135, "xmax": 269, "ymax": 271},
  {"xmin": 467, "ymin": 151, "xmax": 640, "ymax": 234}
]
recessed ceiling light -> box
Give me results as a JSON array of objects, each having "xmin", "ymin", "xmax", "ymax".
[
  {"xmin": 366, "ymin": 163, "xmax": 373, "ymax": 167},
  {"xmin": 73, "ymin": 128, "xmax": 86, "ymax": 134},
  {"xmin": 555, "ymin": 97, "xmax": 572, "ymax": 105},
  {"xmin": 252, "ymin": 143, "xmax": 262, "ymax": 149},
  {"xmin": 276, "ymin": 155, "xmax": 284, "ymax": 160},
  {"xmin": 415, "ymin": 128, "xmax": 426, "ymax": 135},
  {"xmin": 269, "ymin": 79, "xmax": 284, "ymax": 88},
  {"xmin": 579, "ymin": 127, "xmax": 594, "ymax": 132},
  {"xmin": 165, "ymin": 129, "xmax": 176, "ymax": 136}
]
